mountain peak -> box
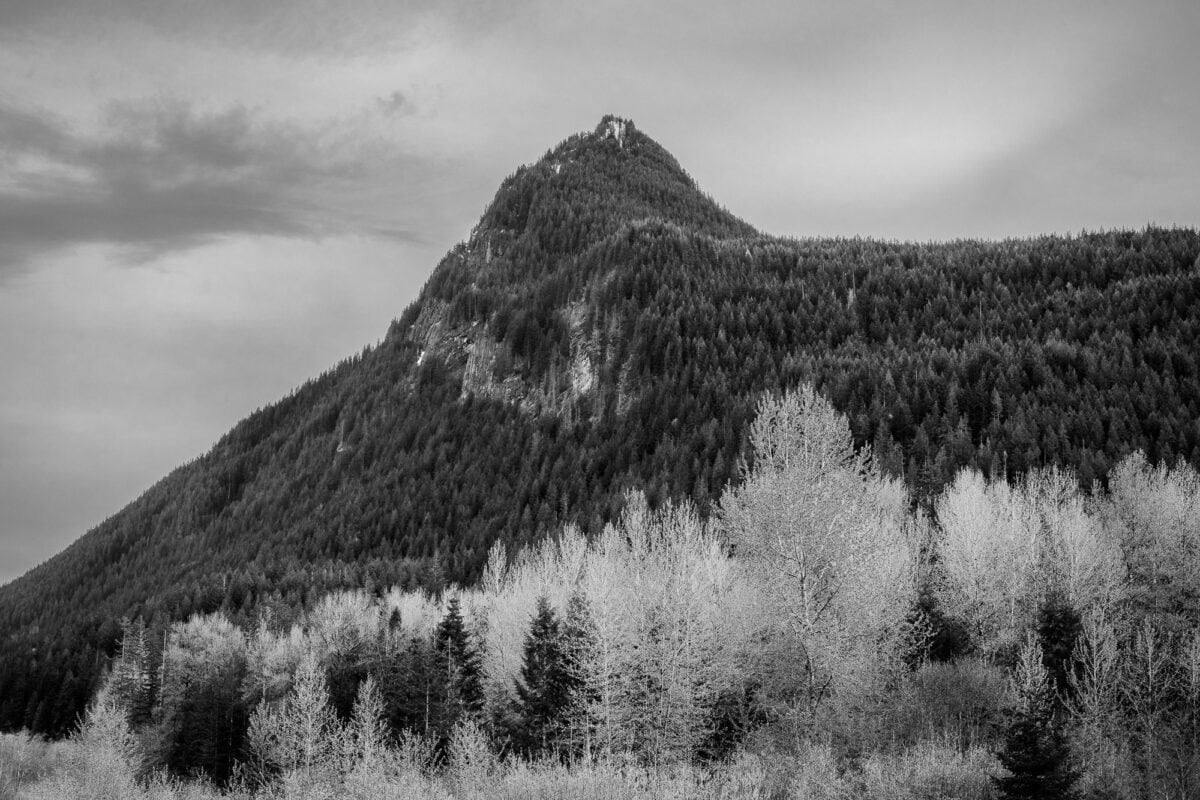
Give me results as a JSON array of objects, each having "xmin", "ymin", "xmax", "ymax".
[
  {"xmin": 594, "ymin": 114, "xmax": 634, "ymax": 147},
  {"xmin": 470, "ymin": 118, "xmax": 754, "ymax": 256}
]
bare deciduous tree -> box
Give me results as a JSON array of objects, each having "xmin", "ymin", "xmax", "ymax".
[
  {"xmin": 721, "ymin": 386, "xmax": 918, "ymax": 727},
  {"xmin": 1105, "ymin": 452, "xmax": 1200, "ymax": 627},
  {"xmin": 937, "ymin": 469, "xmax": 1039, "ymax": 657}
]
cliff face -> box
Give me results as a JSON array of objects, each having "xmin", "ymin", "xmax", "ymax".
[{"xmin": 405, "ymin": 298, "xmax": 605, "ymax": 416}]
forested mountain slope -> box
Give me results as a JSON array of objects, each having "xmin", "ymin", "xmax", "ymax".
[{"xmin": 2, "ymin": 115, "xmax": 1199, "ymax": 736}]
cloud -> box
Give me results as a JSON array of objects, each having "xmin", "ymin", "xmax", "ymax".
[
  {"xmin": 378, "ymin": 91, "xmax": 417, "ymax": 118},
  {"xmin": 0, "ymin": 0, "xmax": 528, "ymax": 57},
  {"xmin": 0, "ymin": 99, "xmax": 442, "ymax": 272}
]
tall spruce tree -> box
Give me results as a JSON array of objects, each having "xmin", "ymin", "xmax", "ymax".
[
  {"xmin": 109, "ymin": 617, "xmax": 156, "ymax": 728},
  {"xmin": 996, "ymin": 716, "xmax": 1076, "ymax": 800},
  {"xmin": 1037, "ymin": 590, "xmax": 1083, "ymax": 709},
  {"xmin": 513, "ymin": 596, "xmax": 572, "ymax": 757},
  {"xmin": 996, "ymin": 636, "xmax": 1077, "ymax": 800},
  {"xmin": 376, "ymin": 630, "xmax": 447, "ymax": 738},
  {"xmin": 434, "ymin": 597, "xmax": 485, "ymax": 731}
]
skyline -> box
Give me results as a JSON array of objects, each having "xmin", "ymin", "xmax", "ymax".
[{"xmin": 2, "ymin": 0, "xmax": 1199, "ymax": 582}]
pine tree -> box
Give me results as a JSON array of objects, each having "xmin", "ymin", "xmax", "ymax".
[
  {"xmin": 995, "ymin": 636, "xmax": 1077, "ymax": 800},
  {"xmin": 434, "ymin": 597, "xmax": 485, "ymax": 730},
  {"xmin": 513, "ymin": 596, "xmax": 572, "ymax": 756},
  {"xmin": 378, "ymin": 631, "xmax": 444, "ymax": 738},
  {"xmin": 996, "ymin": 716, "xmax": 1076, "ymax": 800},
  {"xmin": 109, "ymin": 617, "xmax": 155, "ymax": 728},
  {"xmin": 1037, "ymin": 590, "xmax": 1082, "ymax": 708}
]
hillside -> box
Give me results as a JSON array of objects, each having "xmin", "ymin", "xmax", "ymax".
[{"xmin": 2, "ymin": 115, "xmax": 1200, "ymax": 737}]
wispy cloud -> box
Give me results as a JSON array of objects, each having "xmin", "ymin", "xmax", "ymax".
[
  {"xmin": 0, "ymin": 99, "xmax": 444, "ymax": 272},
  {"xmin": 377, "ymin": 91, "xmax": 418, "ymax": 118},
  {"xmin": 0, "ymin": 0, "xmax": 526, "ymax": 56}
]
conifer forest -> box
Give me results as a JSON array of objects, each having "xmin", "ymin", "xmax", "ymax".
[{"xmin": 3, "ymin": 118, "xmax": 1200, "ymax": 799}]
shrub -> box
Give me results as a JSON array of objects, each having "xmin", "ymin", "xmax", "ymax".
[{"xmin": 893, "ymin": 659, "xmax": 1011, "ymax": 750}]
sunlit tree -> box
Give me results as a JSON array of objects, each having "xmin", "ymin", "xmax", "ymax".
[{"xmin": 721, "ymin": 386, "xmax": 917, "ymax": 725}]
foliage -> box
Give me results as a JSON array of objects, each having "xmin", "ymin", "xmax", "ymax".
[
  {"xmin": 3, "ymin": 115, "xmax": 1200, "ymax": 737},
  {"xmin": 721, "ymin": 387, "xmax": 918, "ymax": 726},
  {"xmin": 509, "ymin": 597, "xmax": 572, "ymax": 757},
  {"xmin": 0, "ymin": 733, "xmax": 69, "ymax": 799},
  {"xmin": 433, "ymin": 598, "xmax": 486, "ymax": 736},
  {"xmin": 5, "ymin": 364, "xmax": 1200, "ymax": 800},
  {"xmin": 152, "ymin": 613, "xmax": 249, "ymax": 783},
  {"xmin": 891, "ymin": 659, "xmax": 1011, "ymax": 752},
  {"xmin": 995, "ymin": 637, "xmax": 1076, "ymax": 800},
  {"xmin": 1104, "ymin": 451, "xmax": 1200, "ymax": 631}
]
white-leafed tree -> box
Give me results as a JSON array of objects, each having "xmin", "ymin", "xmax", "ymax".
[
  {"xmin": 1104, "ymin": 451, "xmax": 1200, "ymax": 628},
  {"xmin": 937, "ymin": 469, "xmax": 1040, "ymax": 657},
  {"xmin": 720, "ymin": 385, "xmax": 918, "ymax": 726}
]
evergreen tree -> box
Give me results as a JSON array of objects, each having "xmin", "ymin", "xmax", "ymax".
[
  {"xmin": 434, "ymin": 597, "xmax": 485, "ymax": 730},
  {"xmin": 995, "ymin": 636, "xmax": 1077, "ymax": 800},
  {"xmin": 512, "ymin": 596, "xmax": 572, "ymax": 756},
  {"xmin": 109, "ymin": 617, "xmax": 155, "ymax": 728},
  {"xmin": 377, "ymin": 631, "xmax": 446, "ymax": 738},
  {"xmin": 1036, "ymin": 590, "xmax": 1082, "ymax": 708},
  {"xmin": 152, "ymin": 615, "xmax": 249, "ymax": 785},
  {"xmin": 996, "ymin": 716, "xmax": 1076, "ymax": 800}
]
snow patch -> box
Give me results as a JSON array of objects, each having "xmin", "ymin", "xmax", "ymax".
[
  {"xmin": 416, "ymin": 349, "xmax": 426, "ymax": 366},
  {"xmin": 550, "ymin": 161, "xmax": 562, "ymax": 175}
]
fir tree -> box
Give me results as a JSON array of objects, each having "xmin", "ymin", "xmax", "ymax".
[
  {"xmin": 434, "ymin": 597, "xmax": 485, "ymax": 729},
  {"xmin": 377, "ymin": 631, "xmax": 446, "ymax": 738},
  {"xmin": 995, "ymin": 636, "xmax": 1077, "ymax": 800},
  {"xmin": 109, "ymin": 617, "xmax": 155, "ymax": 728},
  {"xmin": 996, "ymin": 716, "xmax": 1076, "ymax": 800},
  {"xmin": 1037, "ymin": 590, "xmax": 1082, "ymax": 708},
  {"xmin": 513, "ymin": 596, "xmax": 572, "ymax": 756}
]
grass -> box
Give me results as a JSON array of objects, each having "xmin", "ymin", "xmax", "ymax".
[{"xmin": 1, "ymin": 729, "xmax": 1003, "ymax": 800}]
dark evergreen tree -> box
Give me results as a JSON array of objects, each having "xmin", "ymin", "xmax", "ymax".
[
  {"xmin": 377, "ymin": 631, "xmax": 447, "ymax": 738},
  {"xmin": 1037, "ymin": 590, "xmax": 1083, "ymax": 708},
  {"xmin": 995, "ymin": 714, "xmax": 1076, "ymax": 800},
  {"xmin": 434, "ymin": 597, "xmax": 485, "ymax": 730},
  {"xmin": 325, "ymin": 648, "xmax": 368, "ymax": 723},
  {"xmin": 996, "ymin": 644, "xmax": 1077, "ymax": 800},
  {"xmin": 154, "ymin": 651, "xmax": 248, "ymax": 785},
  {"xmin": 512, "ymin": 596, "xmax": 573, "ymax": 756},
  {"xmin": 109, "ymin": 617, "xmax": 156, "ymax": 728},
  {"xmin": 908, "ymin": 586, "xmax": 974, "ymax": 665},
  {"xmin": 699, "ymin": 678, "xmax": 769, "ymax": 762}
]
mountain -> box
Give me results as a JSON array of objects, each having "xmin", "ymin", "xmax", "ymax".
[{"xmin": 2, "ymin": 115, "xmax": 1200, "ymax": 736}]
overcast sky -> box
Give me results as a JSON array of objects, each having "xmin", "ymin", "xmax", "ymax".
[{"xmin": 2, "ymin": 0, "xmax": 1198, "ymax": 583}]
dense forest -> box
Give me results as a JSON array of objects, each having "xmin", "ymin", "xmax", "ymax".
[
  {"xmin": 6, "ymin": 388, "xmax": 1200, "ymax": 799},
  {"xmin": 1, "ymin": 116, "xmax": 1199, "ymax": 741}
]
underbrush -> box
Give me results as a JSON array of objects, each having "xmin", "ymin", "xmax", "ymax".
[
  {"xmin": 1, "ymin": 729, "xmax": 1002, "ymax": 800},
  {"xmin": 0, "ymin": 734, "xmax": 70, "ymax": 800}
]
